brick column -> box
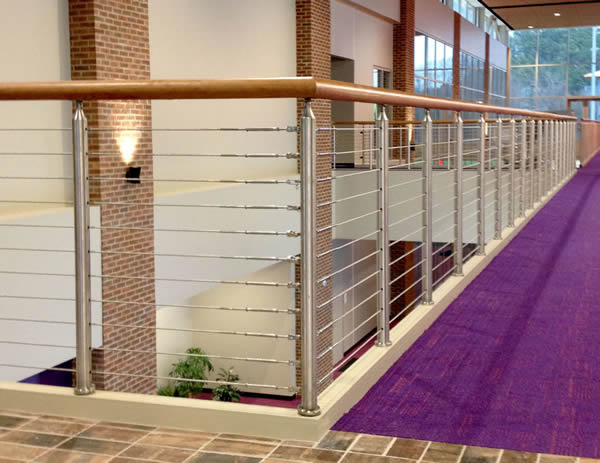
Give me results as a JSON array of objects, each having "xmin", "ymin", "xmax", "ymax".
[
  {"xmin": 506, "ymin": 47, "xmax": 511, "ymax": 105},
  {"xmin": 295, "ymin": 0, "xmax": 333, "ymax": 394},
  {"xmin": 392, "ymin": 0, "xmax": 415, "ymax": 164},
  {"xmin": 453, "ymin": 13, "xmax": 461, "ymax": 101},
  {"xmin": 393, "ymin": 0, "xmax": 415, "ymax": 123},
  {"xmin": 69, "ymin": 0, "xmax": 156, "ymax": 394},
  {"xmin": 390, "ymin": 242, "xmax": 418, "ymax": 320},
  {"xmin": 484, "ymin": 34, "xmax": 491, "ymax": 105}
]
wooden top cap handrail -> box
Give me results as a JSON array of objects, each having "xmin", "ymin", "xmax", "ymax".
[
  {"xmin": 0, "ymin": 77, "xmax": 575, "ymax": 121},
  {"xmin": 567, "ymin": 96, "xmax": 600, "ymax": 103}
]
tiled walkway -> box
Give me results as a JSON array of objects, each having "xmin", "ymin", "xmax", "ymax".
[{"xmin": 0, "ymin": 409, "xmax": 589, "ymax": 463}]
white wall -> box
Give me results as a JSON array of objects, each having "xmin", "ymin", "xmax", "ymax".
[
  {"xmin": 156, "ymin": 263, "xmax": 295, "ymax": 397},
  {"xmin": 352, "ymin": 0, "xmax": 400, "ymax": 22},
  {"xmin": 489, "ymin": 36, "xmax": 508, "ymax": 70},
  {"xmin": 148, "ymin": 0, "xmax": 298, "ymax": 188},
  {"xmin": 461, "ymin": 17, "xmax": 486, "ymax": 61},
  {"xmin": 0, "ymin": 207, "xmax": 102, "ymax": 382},
  {"xmin": 190, "ymin": 263, "xmax": 295, "ymax": 396},
  {"xmin": 153, "ymin": 183, "xmax": 300, "ymax": 305},
  {"xmin": 332, "ymin": 169, "xmax": 507, "ymax": 245},
  {"xmin": 331, "ymin": 0, "xmax": 394, "ymax": 121},
  {"xmin": 147, "ymin": 1, "xmax": 300, "ymax": 396},
  {"xmin": 0, "ymin": 0, "xmax": 72, "ymax": 209},
  {"xmin": 416, "ymin": 0, "xmax": 455, "ymax": 46}
]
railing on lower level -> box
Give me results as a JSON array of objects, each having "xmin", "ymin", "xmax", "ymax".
[{"xmin": 0, "ymin": 78, "xmax": 578, "ymax": 418}]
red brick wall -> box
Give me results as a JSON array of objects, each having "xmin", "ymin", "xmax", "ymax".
[
  {"xmin": 390, "ymin": 242, "xmax": 418, "ymax": 319},
  {"xmin": 69, "ymin": 0, "xmax": 156, "ymax": 394},
  {"xmin": 484, "ymin": 34, "xmax": 491, "ymax": 105},
  {"xmin": 392, "ymin": 0, "xmax": 415, "ymax": 161},
  {"xmin": 393, "ymin": 0, "xmax": 415, "ymax": 123},
  {"xmin": 506, "ymin": 47, "xmax": 511, "ymax": 103},
  {"xmin": 453, "ymin": 12, "xmax": 461, "ymax": 101},
  {"xmin": 295, "ymin": 0, "xmax": 333, "ymax": 394}
]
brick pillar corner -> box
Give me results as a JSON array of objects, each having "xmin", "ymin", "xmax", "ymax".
[
  {"xmin": 393, "ymin": 0, "xmax": 415, "ymax": 123},
  {"xmin": 69, "ymin": 0, "xmax": 156, "ymax": 394},
  {"xmin": 453, "ymin": 12, "xmax": 462, "ymax": 101},
  {"xmin": 295, "ymin": 0, "xmax": 333, "ymax": 395},
  {"xmin": 484, "ymin": 33, "xmax": 491, "ymax": 105}
]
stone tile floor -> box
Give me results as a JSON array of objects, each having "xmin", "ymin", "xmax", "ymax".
[{"xmin": 0, "ymin": 409, "xmax": 589, "ymax": 463}]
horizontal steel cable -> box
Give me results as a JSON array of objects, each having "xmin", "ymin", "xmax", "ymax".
[
  {"xmin": 90, "ymin": 273, "xmax": 297, "ymax": 288},
  {"xmin": 93, "ymin": 200, "xmax": 299, "ymax": 211},
  {"xmin": 95, "ymin": 346, "xmax": 294, "ymax": 365},
  {"xmin": 91, "ymin": 298, "xmax": 297, "ymax": 314},
  {"xmin": 90, "ymin": 250, "xmax": 297, "ymax": 263},
  {"xmin": 317, "ymin": 270, "xmax": 379, "ymax": 310},
  {"xmin": 317, "ymin": 311, "xmax": 379, "ymax": 360},
  {"xmin": 318, "ymin": 249, "xmax": 380, "ymax": 284},
  {"xmin": 90, "ymin": 370, "xmax": 291, "ymax": 391},
  {"xmin": 89, "ymin": 225, "xmax": 299, "ymax": 237},
  {"xmin": 318, "ymin": 210, "xmax": 380, "ymax": 233},
  {"xmin": 90, "ymin": 322, "xmax": 296, "ymax": 340},
  {"xmin": 318, "ymin": 290, "xmax": 381, "ymax": 335},
  {"xmin": 389, "ymin": 243, "xmax": 424, "ymax": 267}
]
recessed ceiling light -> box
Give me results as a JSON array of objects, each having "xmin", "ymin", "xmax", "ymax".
[{"xmin": 554, "ymin": 12, "xmax": 561, "ymax": 16}]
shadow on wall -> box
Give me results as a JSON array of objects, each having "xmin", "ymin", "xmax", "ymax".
[{"xmin": 20, "ymin": 359, "xmax": 73, "ymax": 387}]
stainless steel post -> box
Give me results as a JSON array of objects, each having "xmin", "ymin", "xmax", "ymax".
[
  {"xmin": 376, "ymin": 109, "xmax": 391, "ymax": 347},
  {"xmin": 556, "ymin": 121, "xmax": 562, "ymax": 186},
  {"xmin": 477, "ymin": 115, "xmax": 486, "ymax": 255},
  {"xmin": 369, "ymin": 125, "xmax": 374, "ymax": 170},
  {"xmin": 509, "ymin": 119, "xmax": 516, "ymax": 227},
  {"xmin": 520, "ymin": 120, "xmax": 527, "ymax": 216},
  {"xmin": 544, "ymin": 120, "xmax": 550, "ymax": 195},
  {"xmin": 552, "ymin": 121, "xmax": 557, "ymax": 188},
  {"xmin": 564, "ymin": 121, "xmax": 568, "ymax": 179},
  {"xmin": 564, "ymin": 121, "xmax": 568, "ymax": 180},
  {"xmin": 529, "ymin": 120, "xmax": 535, "ymax": 208},
  {"xmin": 298, "ymin": 99, "xmax": 320, "ymax": 417},
  {"xmin": 407, "ymin": 124, "xmax": 412, "ymax": 171},
  {"xmin": 572, "ymin": 122, "xmax": 576, "ymax": 174},
  {"xmin": 495, "ymin": 118, "xmax": 502, "ymax": 239},
  {"xmin": 423, "ymin": 110, "xmax": 434, "ymax": 304},
  {"xmin": 73, "ymin": 101, "xmax": 94, "ymax": 396},
  {"xmin": 447, "ymin": 124, "xmax": 451, "ymax": 169},
  {"xmin": 332, "ymin": 126, "xmax": 336, "ymax": 169},
  {"xmin": 558, "ymin": 121, "xmax": 562, "ymax": 183},
  {"xmin": 454, "ymin": 114, "xmax": 464, "ymax": 276},
  {"xmin": 568, "ymin": 122, "xmax": 573, "ymax": 175},
  {"xmin": 537, "ymin": 120, "xmax": 543, "ymax": 203}
]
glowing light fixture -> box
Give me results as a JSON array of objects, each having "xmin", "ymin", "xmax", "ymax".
[
  {"xmin": 554, "ymin": 12, "xmax": 561, "ymax": 16},
  {"xmin": 119, "ymin": 135, "xmax": 137, "ymax": 165},
  {"xmin": 119, "ymin": 132, "xmax": 141, "ymax": 184}
]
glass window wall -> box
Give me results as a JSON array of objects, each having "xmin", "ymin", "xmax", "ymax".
[{"xmin": 510, "ymin": 27, "xmax": 600, "ymax": 120}]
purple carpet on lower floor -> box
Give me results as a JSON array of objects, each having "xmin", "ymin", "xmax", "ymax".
[{"xmin": 334, "ymin": 153, "xmax": 600, "ymax": 457}]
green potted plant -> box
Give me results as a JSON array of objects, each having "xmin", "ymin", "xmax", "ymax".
[
  {"xmin": 212, "ymin": 367, "xmax": 242, "ymax": 402},
  {"xmin": 157, "ymin": 383, "xmax": 175, "ymax": 396},
  {"xmin": 161, "ymin": 347, "xmax": 213, "ymax": 398}
]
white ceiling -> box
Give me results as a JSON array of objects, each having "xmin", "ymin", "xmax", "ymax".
[{"xmin": 481, "ymin": 0, "xmax": 600, "ymax": 29}]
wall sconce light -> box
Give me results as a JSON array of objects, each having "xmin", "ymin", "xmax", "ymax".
[{"xmin": 125, "ymin": 166, "xmax": 141, "ymax": 184}]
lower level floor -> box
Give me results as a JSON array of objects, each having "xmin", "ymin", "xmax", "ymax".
[{"xmin": 0, "ymin": 408, "xmax": 584, "ymax": 463}]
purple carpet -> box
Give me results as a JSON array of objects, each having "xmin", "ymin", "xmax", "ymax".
[{"xmin": 334, "ymin": 153, "xmax": 600, "ymax": 457}]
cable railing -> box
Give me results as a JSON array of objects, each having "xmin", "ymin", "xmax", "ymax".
[{"xmin": 0, "ymin": 77, "xmax": 578, "ymax": 419}]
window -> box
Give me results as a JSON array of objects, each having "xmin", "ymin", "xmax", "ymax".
[
  {"xmin": 459, "ymin": 51, "xmax": 485, "ymax": 119},
  {"xmin": 414, "ymin": 33, "xmax": 453, "ymax": 99},
  {"xmin": 510, "ymin": 26, "xmax": 600, "ymax": 119},
  {"xmin": 414, "ymin": 33, "xmax": 454, "ymax": 120},
  {"xmin": 489, "ymin": 66, "xmax": 507, "ymax": 107}
]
